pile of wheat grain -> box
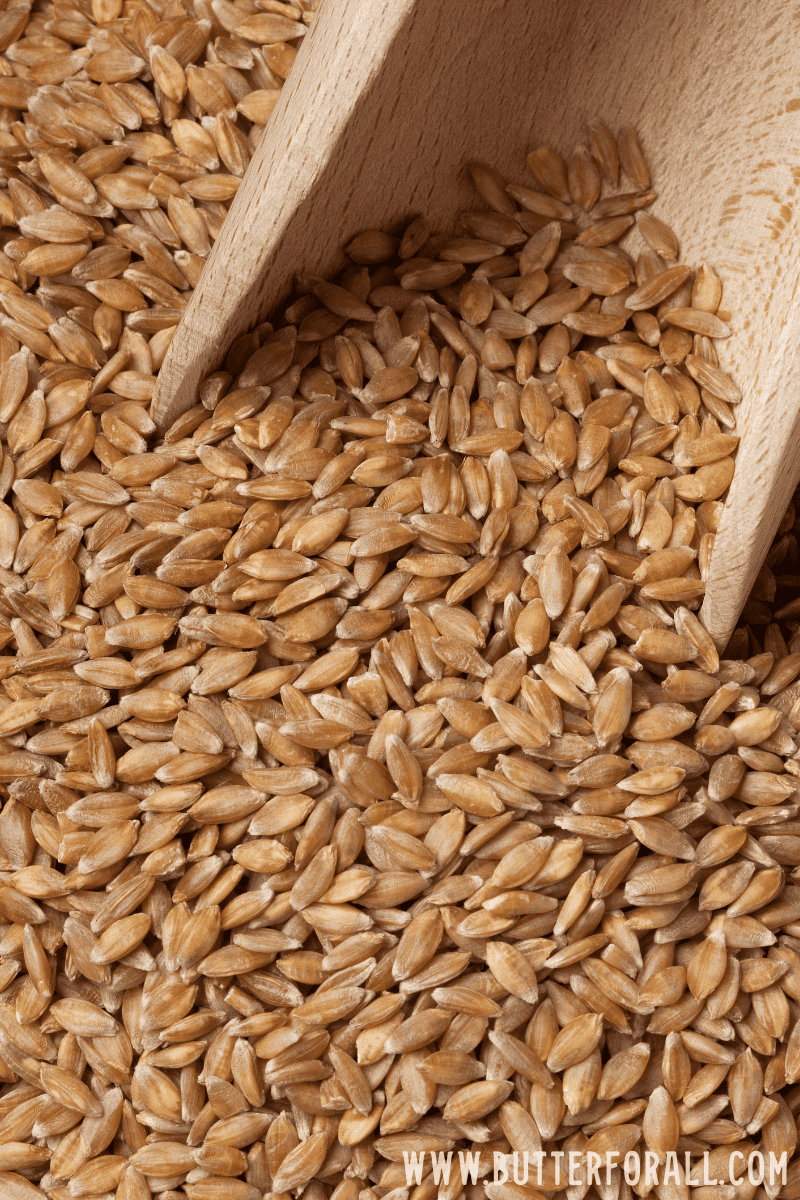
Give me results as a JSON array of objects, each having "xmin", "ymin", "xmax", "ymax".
[
  {"xmin": 2, "ymin": 6, "xmax": 800, "ymax": 1196},
  {"xmin": 0, "ymin": 0, "xmax": 312, "ymax": 390}
]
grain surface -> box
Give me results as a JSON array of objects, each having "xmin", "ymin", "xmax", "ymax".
[{"xmin": 1, "ymin": 11, "xmax": 800, "ymax": 1195}]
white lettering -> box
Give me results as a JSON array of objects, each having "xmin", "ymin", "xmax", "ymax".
[
  {"xmin": 568, "ymin": 1151, "xmax": 582, "ymax": 1185},
  {"xmin": 623, "ymin": 1152, "xmax": 640, "ymax": 1185},
  {"xmin": 402, "ymin": 1152, "xmax": 425, "ymax": 1187},
  {"xmin": 605, "ymin": 1150, "xmax": 619, "ymax": 1185},
  {"xmin": 431, "ymin": 1153, "xmax": 452, "ymax": 1185},
  {"xmin": 663, "ymin": 1152, "xmax": 680, "ymax": 1185},
  {"xmin": 644, "ymin": 1151, "xmax": 659, "ymax": 1187},
  {"xmin": 459, "ymin": 1151, "xmax": 481, "ymax": 1185},
  {"xmin": 513, "ymin": 1153, "xmax": 529, "ymax": 1185},
  {"xmin": 748, "ymin": 1152, "xmax": 764, "ymax": 1186},
  {"xmin": 769, "ymin": 1152, "xmax": 788, "ymax": 1185}
]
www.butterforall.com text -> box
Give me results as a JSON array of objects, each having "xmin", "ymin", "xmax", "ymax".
[{"xmin": 402, "ymin": 1149, "xmax": 788, "ymax": 1189}]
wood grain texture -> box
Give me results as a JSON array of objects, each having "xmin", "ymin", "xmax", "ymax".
[{"xmin": 152, "ymin": 0, "xmax": 800, "ymax": 647}]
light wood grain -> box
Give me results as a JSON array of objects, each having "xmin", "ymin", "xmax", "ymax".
[{"xmin": 152, "ymin": 0, "xmax": 800, "ymax": 648}]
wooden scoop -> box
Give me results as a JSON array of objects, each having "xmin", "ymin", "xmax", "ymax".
[{"xmin": 152, "ymin": 0, "xmax": 800, "ymax": 650}]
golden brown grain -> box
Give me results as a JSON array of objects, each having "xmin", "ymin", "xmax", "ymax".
[{"xmin": 0, "ymin": 21, "xmax": 794, "ymax": 1191}]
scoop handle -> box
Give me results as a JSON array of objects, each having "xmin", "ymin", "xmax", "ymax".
[{"xmin": 152, "ymin": 0, "xmax": 418, "ymax": 430}]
